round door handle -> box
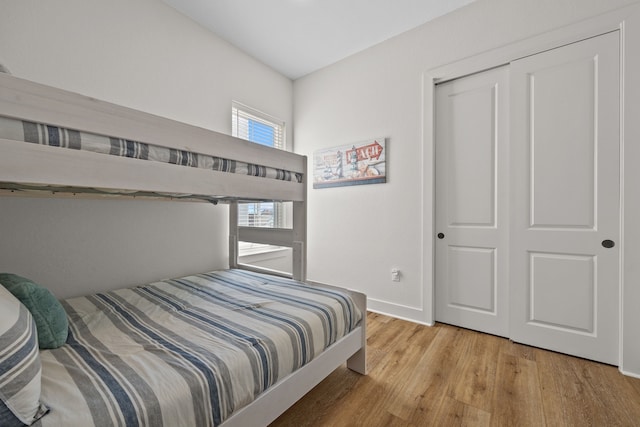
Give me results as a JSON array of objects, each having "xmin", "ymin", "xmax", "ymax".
[
  {"xmin": 602, "ymin": 239, "xmax": 615, "ymax": 248},
  {"xmin": 437, "ymin": 233, "xmax": 445, "ymax": 239}
]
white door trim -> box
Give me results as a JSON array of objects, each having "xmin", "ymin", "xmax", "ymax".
[{"xmin": 421, "ymin": 3, "xmax": 640, "ymax": 376}]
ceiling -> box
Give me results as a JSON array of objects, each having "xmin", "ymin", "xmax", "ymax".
[{"xmin": 162, "ymin": 0, "xmax": 476, "ymax": 80}]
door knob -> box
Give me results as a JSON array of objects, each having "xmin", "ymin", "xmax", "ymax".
[
  {"xmin": 602, "ymin": 239, "xmax": 615, "ymax": 248},
  {"xmin": 437, "ymin": 233, "xmax": 445, "ymax": 239}
]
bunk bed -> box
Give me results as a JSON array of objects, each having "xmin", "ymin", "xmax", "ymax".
[{"xmin": 0, "ymin": 72, "xmax": 367, "ymax": 427}]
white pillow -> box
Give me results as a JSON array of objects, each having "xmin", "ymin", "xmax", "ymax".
[{"xmin": 0, "ymin": 285, "xmax": 49, "ymax": 425}]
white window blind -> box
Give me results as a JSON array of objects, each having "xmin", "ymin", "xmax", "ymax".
[
  {"xmin": 232, "ymin": 102, "xmax": 286, "ymax": 230},
  {"xmin": 232, "ymin": 102, "xmax": 285, "ymax": 150}
]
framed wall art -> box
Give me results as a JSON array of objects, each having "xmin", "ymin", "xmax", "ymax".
[{"xmin": 313, "ymin": 138, "xmax": 387, "ymax": 189}]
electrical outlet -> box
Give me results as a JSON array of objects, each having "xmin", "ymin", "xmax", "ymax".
[{"xmin": 391, "ymin": 268, "xmax": 401, "ymax": 282}]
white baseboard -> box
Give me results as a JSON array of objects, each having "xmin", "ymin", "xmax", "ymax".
[{"xmin": 366, "ymin": 298, "xmax": 434, "ymax": 326}]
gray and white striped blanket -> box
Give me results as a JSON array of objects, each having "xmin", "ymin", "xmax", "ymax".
[
  {"xmin": 35, "ymin": 269, "xmax": 361, "ymax": 426},
  {"xmin": 0, "ymin": 116, "xmax": 303, "ymax": 184}
]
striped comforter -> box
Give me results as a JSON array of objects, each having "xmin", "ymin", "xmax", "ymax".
[
  {"xmin": 0, "ymin": 116, "xmax": 303, "ymax": 184},
  {"xmin": 35, "ymin": 269, "xmax": 362, "ymax": 427}
]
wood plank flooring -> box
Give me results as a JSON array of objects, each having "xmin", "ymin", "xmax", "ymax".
[{"xmin": 270, "ymin": 312, "xmax": 640, "ymax": 426}]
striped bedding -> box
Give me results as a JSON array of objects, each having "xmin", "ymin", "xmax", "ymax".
[
  {"xmin": 34, "ymin": 269, "xmax": 362, "ymax": 427},
  {"xmin": 0, "ymin": 116, "xmax": 303, "ymax": 184}
]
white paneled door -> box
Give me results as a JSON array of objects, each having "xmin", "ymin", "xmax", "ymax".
[
  {"xmin": 435, "ymin": 66, "xmax": 510, "ymax": 338},
  {"xmin": 435, "ymin": 31, "xmax": 620, "ymax": 364},
  {"xmin": 509, "ymin": 31, "xmax": 620, "ymax": 365}
]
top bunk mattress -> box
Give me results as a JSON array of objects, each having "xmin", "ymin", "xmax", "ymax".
[
  {"xmin": 35, "ymin": 269, "xmax": 362, "ymax": 427},
  {"xmin": 0, "ymin": 116, "xmax": 302, "ymax": 184}
]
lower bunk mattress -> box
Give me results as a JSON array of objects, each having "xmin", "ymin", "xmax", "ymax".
[{"xmin": 35, "ymin": 269, "xmax": 363, "ymax": 426}]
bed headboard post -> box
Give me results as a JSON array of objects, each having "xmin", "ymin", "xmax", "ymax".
[
  {"xmin": 229, "ymin": 201, "xmax": 239, "ymax": 269},
  {"xmin": 292, "ymin": 156, "xmax": 308, "ymax": 281},
  {"xmin": 292, "ymin": 240, "xmax": 305, "ymax": 282}
]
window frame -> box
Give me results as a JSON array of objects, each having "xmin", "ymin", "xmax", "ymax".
[{"xmin": 231, "ymin": 101, "xmax": 290, "ymax": 255}]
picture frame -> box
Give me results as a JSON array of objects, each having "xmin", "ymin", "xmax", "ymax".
[{"xmin": 313, "ymin": 138, "xmax": 387, "ymax": 189}]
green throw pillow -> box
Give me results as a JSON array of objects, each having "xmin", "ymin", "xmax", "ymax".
[{"xmin": 0, "ymin": 273, "xmax": 68, "ymax": 349}]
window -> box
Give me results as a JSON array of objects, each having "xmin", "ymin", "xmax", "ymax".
[
  {"xmin": 232, "ymin": 103, "xmax": 285, "ymax": 150},
  {"xmin": 232, "ymin": 101, "xmax": 288, "ymax": 231}
]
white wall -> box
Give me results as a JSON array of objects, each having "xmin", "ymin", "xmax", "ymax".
[
  {"xmin": 0, "ymin": 197, "xmax": 227, "ymax": 299},
  {"xmin": 0, "ymin": 0, "xmax": 293, "ymax": 297},
  {"xmin": 0, "ymin": 0, "xmax": 292, "ymax": 139},
  {"xmin": 294, "ymin": 0, "xmax": 639, "ymax": 325}
]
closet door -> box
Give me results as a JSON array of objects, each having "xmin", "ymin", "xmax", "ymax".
[
  {"xmin": 510, "ymin": 32, "xmax": 620, "ymax": 364},
  {"xmin": 434, "ymin": 66, "xmax": 510, "ymax": 337}
]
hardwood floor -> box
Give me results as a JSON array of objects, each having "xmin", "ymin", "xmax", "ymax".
[{"xmin": 270, "ymin": 312, "xmax": 640, "ymax": 426}]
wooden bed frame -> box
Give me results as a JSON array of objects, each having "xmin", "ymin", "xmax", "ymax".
[{"xmin": 0, "ymin": 72, "xmax": 367, "ymax": 426}]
